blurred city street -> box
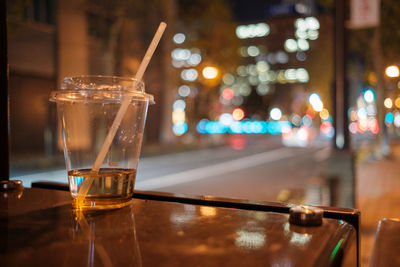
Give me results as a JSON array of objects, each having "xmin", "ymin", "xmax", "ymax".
[
  {"xmin": 13, "ymin": 136, "xmax": 332, "ymax": 206},
  {"xmin": 137, "ymin": 137, "xmax": 331, "ymax": 203}
]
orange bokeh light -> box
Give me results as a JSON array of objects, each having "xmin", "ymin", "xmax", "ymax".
[{"xmin": 232, "ymin": 108, "xmax": 245, "ymax": 121}]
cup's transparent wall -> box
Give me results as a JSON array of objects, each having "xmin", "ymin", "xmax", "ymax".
[
  {"xmin": 56, "ymin": 94, "xmax": 148, "ymax": 172},
  {"xmin": 51, "ymin": 76, "xmax": 152, "ymax": 208}
]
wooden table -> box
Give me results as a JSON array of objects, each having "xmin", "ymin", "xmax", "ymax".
[{"xmin": 1, "ymin": 187, "xmax": 358, "ymax": 266}]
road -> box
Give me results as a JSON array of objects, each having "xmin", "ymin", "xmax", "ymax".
[
  {"xmin": 14, "ymin": 136, "xmax": 332, "ymax": 204},
  {"xmin": 136, "ymin": 138, "xmax": 331, "ymax": 203}
]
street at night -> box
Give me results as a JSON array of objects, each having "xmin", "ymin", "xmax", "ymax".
[
  {"xmin": 137, "ymin": 137, "xmax": 330, "ymax": 204},
  {"xmin": 14, "ymin": 135, "xmax": 334, "ymax": 206},
  {"xmin": 4, "ymin": 0, "xmax": 400, "ymax": 266}
]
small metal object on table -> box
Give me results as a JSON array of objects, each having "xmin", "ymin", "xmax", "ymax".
[
  {"xmin": 0, "ymin": 180, "xmax": 24, "ymax": 199},
  {"xmin": 289, "ymin": 205, "xmax": 324, "ymax": 226},
  {"xmin": 0, "ymin": 180, "xmax": 23, "ymax": 191}
]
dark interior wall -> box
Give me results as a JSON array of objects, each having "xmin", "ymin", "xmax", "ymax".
[{"xmin": 9, "ymin": 73, "xmax": 56, "ymax": 153}]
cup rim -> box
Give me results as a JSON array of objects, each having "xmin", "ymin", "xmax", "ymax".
[
  {"xmin": 50, "ymin": 75, "xmax": 154, "ymax": 104},
  {"xmin": 61, "ymin": 75, "xmax": 145, "ymax": 92}
]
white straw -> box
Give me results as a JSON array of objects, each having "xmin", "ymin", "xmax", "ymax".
[{"xmin": 76, "ymin": 22, "xmax": 167, "ymax": 206}]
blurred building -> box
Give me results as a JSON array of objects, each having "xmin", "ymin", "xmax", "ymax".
[
  {"xmin": 7, "ymin": 0, "xmax": 170, "ymax": 158},
  {"xmin": 171, "ymin": 0, "xmax": 335, "ymax": 143},
  {"xmin": 8, "ymin": 0, "xmax": 58, "ymax": 156}
]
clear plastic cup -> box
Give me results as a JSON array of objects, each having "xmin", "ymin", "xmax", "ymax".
[{"xmin": 50, "ymin": 75, "xmax": 154, "ymax": 209}]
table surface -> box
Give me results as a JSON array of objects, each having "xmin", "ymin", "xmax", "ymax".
[{"xmin": 1, "ymin": 188, "xmax": 356, "ymax": 266}]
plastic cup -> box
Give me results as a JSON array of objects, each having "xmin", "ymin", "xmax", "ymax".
[{"xmin": 50, "ymin": 75, "xmax": 154, "ymax": 210}]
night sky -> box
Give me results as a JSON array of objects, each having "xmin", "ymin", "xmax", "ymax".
[{"xmin": 230, "ymin": 0, "xmax": 298, "ymax": 22}]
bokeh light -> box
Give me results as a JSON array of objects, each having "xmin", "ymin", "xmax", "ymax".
[
  {"xmin": 312, "ymin": 101, "xmax": 323, "ymax": 112},
  {"xmin": 275, "ymin": 51, "xmax": 289, "ymax": 64},
  {"xmin": 237, "ymin": 65, "xmax": 248, "ymax": 76},
  {"xmin": 296, "ymin": 52, "xmax": 307, "ymax": 61},
  {"xmin": 256, "ymin": 61, "xmax": 269, "ymax": 73},
  {"xmin": 357, "ymin": 108, "xmax": 367, "ymax": 120},
  {"xmin": 305, "ymin": 17, "xmax": 320, "ymax": 30},
  {"xmin": 349, "ymin": 122, "xmax": 358, "ymax": 134},
  {"xmin": 173, "ymin": 33, "xmax": 186, "ymax": 44},
  {"xmin": 219, "ymin": 113, "xmax": 234, "ymax": 126},
  {"xmin": 363, "ymin": 89, "xmax": 375, "ymax": 103},
  {"xmin": 309, "ymin": 93, "xmax": 323, "ymax": 112},
  {"xmin": 295, "ymin": 29, "xmax": 307, "ymax": 39},
  {"xmin": 367, "ymin": 105, "xmax": 376, "ymax": 116},
  {"xmin": 173, "ymin": 99, "xmax": 186, "ymax": 110},
  {"xmin": 297, "ymin": 39, "xmax": 309, "ymax": 51},
  {"xmin": 349, "ymin": 110, "xmax": 358, "ymax": 121},
  {"xmin": 222, "ymin": 88, "xmax": 234, "ymax": 100},
  {"xmin": 270, "ymin": 107, "xmax": 282, "ymax": 120},
  {"xmin": 178, "ymin": 85, "xmax": 191, "ymax": 97},
  {"xmin": 358, "ymin": 119, "xmax": 368, "ymax": 132},
  {"xmin": 188, "ymin": 53, "xmax": 202, "ymax": 66},
  {"xmin": 173, "ymin": 122, "xmax": 188, "ymax": 136},
  {"xmin": 385, "ymin": 112, "xmax": 394, "ymax": 124},
  {"xmin": 247, "ymin": 46, "xmax": 260, "ymax": 57},
  {"xmin": 295, "ymin": 18, "xmax": 308, "ymax": 31},
  {"xmin": 319, "ymin": 108, "xmax": 329, "ymax": 120},
  {"xmin": 236, "ymin": 23, "xmax": 270, "ymax": 39},
  {"xmin": 172, "ymin": 48, "xmax": 191, "ymax": 60},
  {"xmin": 320, "ymin": 121, "xmax": 334, "ymax": 138},
  {"xmin": 307, "ymin": 30, "xmax": 319, "ymax": 40},
  {"xmin": 232, "ymin": 108, "xmax": 245, "ymax": 121},
  {"xmin": 369, "ymin": 118, "xmax": 379, "ymax": 134},
  {"xmin": 385, "ymin": 65, "xmax": 400, "ymax": 78},
  {"xmin": 384, "ymin": 98, "xmax": 393, "ymax": 109},
  {"xmin": 222, "ymin": 73, "xmax": 235, "ymax": 85},
  {"xmin": 239, "ymin": 84, "xmax": 251, "ymax": 96},
  {"xmin": 284, "ymin": 39, "xmax": 297, "ymax": 52},
  {"xmin": 172, "ymin": 110, "xmax": 185, "ymax": 124},
  {"xmin": 302, "ymin": 115, "xmax": 313, "ymax": 127},
  {"xmin": 202, "ymin": 66, "xmax": 218, "ymax": 79},
  {"xmin": 181, "ymin": 68, "xmax": 198, "ymax": 81},
  {"xmin": 296, "ymin": 68, "xmax": 309, "ymax": 82},
  {"xmin": 394, "ymin": 113, "xmax": 400, "ymax": 127},
  {"xmin": 298, "ymin": 126, "xmax": 309, "ymax": 141}
]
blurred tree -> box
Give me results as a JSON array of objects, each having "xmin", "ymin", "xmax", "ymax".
[
  {"xmin": 318, "ymin": 0, "xmax": 400, "ymax": 154},
  {"xmin": 84, "ymin": 0, "xmax": 147, "ymax": 75},
  {"xmin": 174, "ymin": 0, "xmax": 241, "ymax": 130},
  {"xmin": 346, "ymin": 0, "xmax": 400, "ymax": 156},
  {"xmin": 178, "ymin": 0, "xmax": 241, "ymax": 75},
  {"xmin": 317, "ymin": 0, "xmax": 400, "ymax": 84}
]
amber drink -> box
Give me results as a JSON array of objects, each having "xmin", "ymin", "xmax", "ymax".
[
  {"xmin": 69, "ymin": 168, "xmax": 137, "ymax": 209},
  {"xmin": 50, "ymin": 76, "xmax": 153, "ymax": 210}
]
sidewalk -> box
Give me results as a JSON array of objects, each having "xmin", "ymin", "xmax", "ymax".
[{"xmin": 356, "ymin": 142, "xmax": 400, "ymax": 266}]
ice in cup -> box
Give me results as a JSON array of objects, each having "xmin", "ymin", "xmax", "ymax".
[{"xmin": 50, "ymin": 75, "xmax": 154, "ymax": 210}]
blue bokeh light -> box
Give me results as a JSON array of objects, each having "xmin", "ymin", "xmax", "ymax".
[
  {"xmin": 173, "ymin": 122, "xmax": 188, "ymax": 135},
  {"xmin": 196, "ymin": 120, "xmax": 292, "ymax": 135},
  {"xmin": 385, "ymin": 112, "xmax": 394, "ymax": 124}
]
